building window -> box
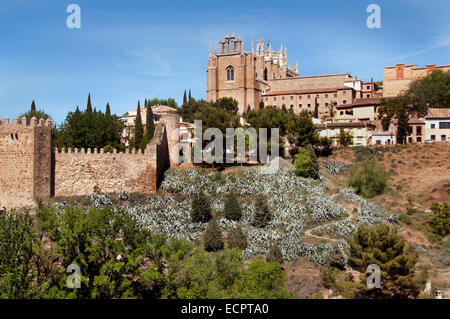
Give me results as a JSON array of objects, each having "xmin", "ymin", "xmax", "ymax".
[
  {"xmin": 325, "ymin": 103, "xmax": 329, "ymax": 107},
  {"xmin": 416, "ymin": 126, "xmax": 422, "ymax": 135},
  {"xmin": 367, "ymin": 94, "xmax": 370, "ymax": 98},
  {"xmin": 334, "ymin": 93, "xmax": 337, "ymax": 98},
  {"xmin": 431, "ymin": 124, "xmax": 435, "ymax": 129},
  {"xmin": 307, "ymin": 95, "xmax": 311, "ymax": 99},
  {"xmin": 376, "ymin": 140, "xmax": 381, "ymax": 145},
  {"xmin": 441, "ymin": 135, "xmax": 446, "ymax": 141},
  {"xmin": 226, "ymin": 66, "xmax": 234, "ymax": 81},
  {"xmin": 299, "ymin": 104, "xmax": 302, "ymax": 108},
  {"xmin": 343, "ymin": 100, "xmax": 347, "ymax": 104},
  {"xmin": 340, "ymin": 111, "xmax": 344, "ymax": 115},
  {"xmin": 417, "ymin": 137, "xmax": 421, "ymax": 142},
  {"xmin": 265, "ymin": 97, "xmax": 268, "ymax": 101},
  {"xmin": 290, "ymin": 96, "xmax": 294, "ymax": 100},
  {"xmin": 273, "ymin": 97, "xmax": 277, "ymax": 101},
  {"xmin": 439, "ymin": 122, "xmax": 450, "ymax": 129},
  {"xmin": 263, "ymin": 68, "xmax": 268, "ymax": 81},
  {"xmin": 431, "ymin": 135, "xmax": 436, "ymax": 140},
  {"xmin": 325, "ymin": 94, "xmax": 328, "ymax": 98},
  {"xmin": 367, "ymin": 85, "xmax": 371, "ymax": 90},
  {"xmin": 343, "ymin": 91, "xmax": 347, "ymax": 95},
  {"xmin": 282, "ymin": 96, "xmax": 285, "ymax": 101},
  {"xmin": 307, "ymin": 104, "xmax": 311, "ymax": 108}
]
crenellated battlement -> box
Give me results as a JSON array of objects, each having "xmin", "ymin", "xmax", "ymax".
[
  {"xmin": 0, "ymin": 113, "xmax": 178, "ymax": 210},
  {"xmin": 0, "ymin": 116, "xmax": 53, "ymax": 128}
]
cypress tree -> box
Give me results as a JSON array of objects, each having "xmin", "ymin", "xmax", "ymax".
[
  {"xmin": 134, "ymin": 101, "xmax": 144, "ymax": 149},
  {"xmin": 267, "ymin": 244, "xmax": 284, "ymax": 264},
  {"xmin": 204, "ymin": 218, "xmax": 224, "ymax": 252},
  {"xmin": 145, "ymin": 104, "xmax": 155, "ymax": 142},
  {"xmin": 397, "ymin": 106, "xmax": 409, "ymax": 145},
  {"xmin": 188, "ymin": 89, "xmax": 192, "ymax": 103},
  {"xmin": 183, "ymin": 90, "xmax": 187, "ymax": 105},
  {"xmin": 313, "ymin": 97, "xmax": 319, "ymax": 119},
  {"xmin": 227, "ymin": 226, "xmax": 247, "ymax": 250},
  {"xmin": 87, "ymin": 94, "xmax": 93, "ymax": 113},
  {"xmin": 106, "ymin": 103, "xmax": 111, "ymax": 117},
  {"xmin": 31, "ymin": 100, "xmax": 36, "ymax": 112},
  {"xmin": 252, "ymin": 195, "xmax": 271, "ymax": 228},
  {"xmin": 191, "ymin": 192, "xmax": 212, "ymax": 223},
  {"xmin": 224, "ymin": 192, "xmax": 242, "ymax": 221}
]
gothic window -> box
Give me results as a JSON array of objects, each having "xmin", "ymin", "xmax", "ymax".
[
  {"xmin": 263, "ymin": 68, "xmax": 268, "ymax": 81},
  {"xmin": 226, "ymin": 66, "xmax": 234, "ymax": 81}
]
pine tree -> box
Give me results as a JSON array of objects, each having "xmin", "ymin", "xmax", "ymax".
[
  {"xmin": 227, "ymin": 226, "xmax": 247, "ymax": 250},
  {"xmin": 191, "ymin": 192, "xmax": 212, "ymax": 223},
  {"xmin": 224, "ymin": 193, "xmax": 242, "ymax": 221},
  {"xmin": 204, "ymin": 218, "xmax": 224, "ymax": 252},
  {"xmin": 183, "ymin": 90, "xmax": 187, "ymax": 105},
  {"xmin": 145, "ymin": 103, "xmax": 155, "ymax": 142},
  {"xmin": 106, "ymin": 103, "xmax": 111, "ymax": 117},
  {"xmin": 134, "ymin": 101, "xmax": 144, "ymax": 149},
  {"xmin": 31, "ymin": 100, "xmax": 36, "ymax": 112},
  {"xmin": 252, "ymin": 195, "xmax": 271, "ymax": 228}
]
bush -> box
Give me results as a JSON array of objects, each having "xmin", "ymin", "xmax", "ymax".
[
  {"xmin": 347, "ymin": 160, "xmax": 387, "ymax": 198},
  {"xmin": 430, "ymin": 202, "xmax": 450, "ymax": 237},
  {"xmin": 203, "ymin": 218, "xmax": 224, "ymax": 252},
  {"xmin": 224, "ymin": 193, "xmax": 242, "ymax": 221},
  {"xmin": 267, "ymin": 244, "xmax": 283, "ymax": 264},
  {"xmin": 320, "ymin": 265, "xmax": 339, "ymax": 288},
  {"xmin": 227, "ymin": 226, "xmax": 247, "ymax": 250},
  {"xmin": 251, "ymin": 195, "xmax": 271, "ymax": 228},
  {"xmin": 294, "ymin": 145, "xmax": 319, "ymax": 179},
  {"xmin": 191, "ymin": 192, "xmax": 212, "ymax": 223}
]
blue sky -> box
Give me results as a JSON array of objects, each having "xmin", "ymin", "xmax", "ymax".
[{"xmin": 1, "ymin": 0, "xmax": 449, "ymax": 124}]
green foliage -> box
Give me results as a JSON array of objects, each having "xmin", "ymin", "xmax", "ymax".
[
  {"xmin": 316, "ymin": 137, "xmax": 333, "ymax": 157},
  {"xmin": 435, "ymin": 240, "xmax": 450, "ymax": 268},
  {"xmin": 320, "ymin": 265, "xmax": 339, "ymax": 288},
  {"xmin": 145, "ymin": 101, "xmax": 155, "ymax": 144},
  {"xmin": 224, "ymin": 193, "xmax": 242, "ymax": 221},
  {"xmin": 55, "ymin": 96, "xmax": 124, "ymax": 150},
  {"xmin": 347, "ymin": 224, "xmax": 421, "ymax": 299},
  {"xmin": 267, "ymin": 244, "xmax": 283, "ymax": 264},
  {"xmin": 430, "ymin": 202, "xmax": 450, "ymax": 237},
  {"xmin": 378, "ymin": 98, "xmax": 404, "ymax": 131},
  {"xmin": 134, "ymin": 101, "xmax": 144, "ymax": 149},
  {"xmin": 227, "ymin": 226, "xmax": 247, "ymax": 250},
  {"xmin": 403, "ymin": 69, "xmax": 450, "ymax": 115},
  {"xmin": 399, "ymin": 214, "xmax": 412, "ymax": 225},
  {"xmin": 396, "ymin": 105, "xmax": 409, "ymax": 145},
  {"xmin": 251, "ymin": 195, "xmax": 271, "ymax": 228},
  {"xmin": 294, "ymin": 145, "xmax": 319, "ymax": 179},
  {"xmin": 19, "ymin": 100, "xmax": 51, "ymax": 124},
  {"xmin": 203, "ymin": 218, "xmax": 224, "ymax": 252},
  {"xmin": 313, "ymin": 98, "xmax": 319, "ymax": 119},
  {"xmin": 338, "ymin": 130, "xmax": 353, "ymax": 146},
  {"xmin": 288, "ymin": 110, "xmax": 318, "ymax": 147},
  {"xmin": 190, "ymin": 192, "xmax": 212, "ymax": 223},
  {"xmin": 347, "ymin": 160, "xmax": 387, "ymax": 198}
]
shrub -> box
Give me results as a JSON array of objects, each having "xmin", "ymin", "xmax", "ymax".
[
  {"xmin": 347, "ymin": 160, "xmax": 387, "ymax": 198},
  {"xmin": 190, "ymin": 192, "xmax": 212, "ymax": 223},
  {"xmin": 227, "ymin": 226, "xmax": 247, "ymax": 250},
  {"xmin": 320, "ymin": 265, "xmax": 339, "ymax": 289},
  {"xmin": 251, "ymin": 195, "xmax": 271, "ymax": 228},
  {"xmin": 203, "ymin": 218, "xmax": 224, "ymax": 252},
  {"xmin": 267, "ymin": 244, "xmax": 283, "ymax": 264},
  {"xmin": 435, "ymin": 240, "xmax": 450, "ymax": 268},
  {"xmin": 294, "ymin": 145, "xmax": 319, "ymax": 179},
  {"xmin": 430, "ymin": 202, "xmax": 450, "ymax": 237},
  {"xmin": 338, "ymin": 130, "xmax": 353, "ymax": 146},
  {"xmin": 224, "ymin": 192, "xmax": 242, "ymax": 221}
]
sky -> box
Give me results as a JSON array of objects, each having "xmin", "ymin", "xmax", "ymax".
[{"xmin": 0, "ymin": 0, "xmax": 449, "ymax": 124}]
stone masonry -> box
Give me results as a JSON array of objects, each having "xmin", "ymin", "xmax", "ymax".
[{"xmin": 0, "ymin": 113, "xmax": 180, "ymax": 210}]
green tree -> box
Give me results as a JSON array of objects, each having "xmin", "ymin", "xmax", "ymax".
[
  {"xmin": 191, "ymin": 192, "xmax": 212, "ymax": 223},
  {"xmin": 347, "ymin": 160, "xmax": 387, "ymax": 198},
  {"xmin": 267, "ymin": 244, "xmax": 283, "ymax": 264},
  {"xmin": 347, "ymin": 224, "xmax": 421, "ymax": 299},
  {"xmin": 396, "ymin": 105, "xmax": 409, "ymax": 145},
  {"xmin": 430, "ymin": 202, "xmax": 450, "ymax": 237},
  {"xmin": 378, "ymin": 98, "xmax": 404, "ymax": 131},
  {"xmin": 145, "ymin": 104, "xmax": 155, "ymax": 142},
  {"xmin": 338, "ymin": 130, "xmax": 353, "ymax": 146},
  {"xmin": 313, "ymin": 97, "xmax": 319, "ymax": 119},
  {"xmin": 134, "ymin": 101, "xmax": 144, "ymax": 149},
  {"xmin": 19, "ymin": 100, "xmax": 52, "ymax": 125},
  {"xmin": 204, "ymin": 218, "xmax": 224, "ymax": 252},
  {"xmin": 288, "ymin": 110, "xmax": 318, "ymax": 147},
  {"xmin": 227, "ymin": 226, "xmax": 247, "ymax": 250},
  {"xmin": 224, "ymin": 193, "xmax": 242, "ymax": 221},
  {"xmin": 106, "ymin": 102, "xmax": 111, "ymax": 117},
  {"xmin": 252, "ymin": 195, "xmax": 271, "ymax": 228},
  {"xmin": 183, "ymin": 90, "xmax": 187, "ymax": 105},
  {"xmin": 188, "ymin": 89, "xmax": 192, "ymax": 103},
  {"xmin": 294, "ymin": 146, "xmax": 319, "ymax": 179},
  {"xmin": 403, "ymin": 69, "xmax": 450, "ymax": 115}
]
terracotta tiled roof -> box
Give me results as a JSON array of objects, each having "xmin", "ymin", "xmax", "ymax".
[
  {"xmin": 263, "ymin": 87, "xmax": 353, "ymax": 96},
  {"xmin": 426, "ymin": 108, "xmax": 450, "ymax": 119},
  {"xmin": 336, "ymin": 98, "xmax": 383, "ymax": 109}
]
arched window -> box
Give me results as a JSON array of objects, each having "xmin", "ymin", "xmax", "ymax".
[
  {"xmin": 226, "ymin": 66, "xmax": 234, "ymax": 81},
  {"xmin": 263, "ymin": 68, "xmax": 268, "ymax": 81}
]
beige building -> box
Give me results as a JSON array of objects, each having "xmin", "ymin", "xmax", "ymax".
[
  {"xmin": 316, "ymin": 122, "xmax": 376, "ymax": 146},
  {"xmin": 383, "ymin": 63, "xmax": 450, "ymax": 97},
  {"xmin": 207, "ymin": 33, "xmax": 376, "ymax": 116},
  {"xmin": 425, "ymin": 108, "xmax": 450, "ymax": 142},
  {"xmin": 335, "ymin": 98, "xmax": 382, "ymax": 122}
]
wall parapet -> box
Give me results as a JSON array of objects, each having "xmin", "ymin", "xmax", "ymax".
[{"xmin": 0, "ymin": 116, "xmax": 53, "ymax": 128}]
